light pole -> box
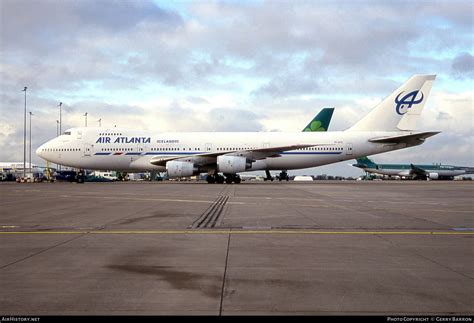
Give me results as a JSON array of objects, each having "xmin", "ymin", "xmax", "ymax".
[
  {"xmin": 56, "ymin": 120, "xmax": 59, "ymax": 170},
  {"xmin": 84, "ymin": 112, "xmax": 88, "ymax": 127},
  {"xmin": 58, "ymin": 102, "xmax": 62, "ymax": 135},
  {"xmin": 22, "ymin": 87, "xmax": 27, "ymax": 178},
  {"xmin": 98, "ymin": 118, "xmax": 101, "ymax": 127},
  {"xmin": 29, "ymin": 111, "xmax": 33, "ymax": 175}
]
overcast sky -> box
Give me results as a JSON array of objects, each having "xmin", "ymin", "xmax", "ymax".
[{"xmin": 0, "ymin": 0, "xmax": 473, "ymax": 177}]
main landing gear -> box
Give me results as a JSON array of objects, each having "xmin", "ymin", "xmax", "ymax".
[
  {"xmin": 206, "ymin": 174, "xmax": 241, "ymax": 184},
  {"xmin": 225, "ymin": 174, "xmax": 241, "ymax": 184},
  {"xmin": 264, "ymin": 170, "xmax": 290, "ymax": 181},
  {"xmin": 206, "ymin": 174, "xmax": 221, "ymax": 184},
  {"xmin": 264, "ymin": 170, "xmax": 274, "ymax": 181},
  {"xmin": 277, "ymin": 170, "xmax": 289, "ymax": 181}
]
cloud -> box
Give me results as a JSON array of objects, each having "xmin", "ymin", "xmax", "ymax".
[
  {"xmin": 2, "ymin": 0, "xmax": 471, "ymax": 97},
  {"xmin": 1, "ymin": 0, "xmax": 182, "ymax": 54},
  {"xmin": 253, "ymin": 73, "xmax": 320, "ymax": 98},
  {"xmin": 146, "ymin": 100, "xmax": 264, "ymax": 133},
  {"xmin": 451, "ymin": 53, "xmax": 474, "ymax": 79},
  {"xmin": 186, "ymin": 96, "xmax": 209, "ymax": 104},
  {"xmin": 423, "ymin": 90, "xmax": 473, "ymax": 134},
  {"xmin": 423, "ymin": 0, "xmax": 474, "ymax": 29},
  {"xmin": 203, "ymin": 108, "xmax": 263, "ymax": 132}
]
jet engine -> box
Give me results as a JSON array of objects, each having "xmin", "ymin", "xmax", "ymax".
[
  {"xmin": 166, "ymin": 161, "xmax": 196, "ymax": 177},
  {"xmin": 217, "ymin": 156, "xmax": 251, "ymax": 174},
  {"xmin": 428, "ymin": 172, "xmax": 439, "ymax": 180}
]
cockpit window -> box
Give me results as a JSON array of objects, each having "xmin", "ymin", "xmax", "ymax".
[{"xmin": 64, "ymin": 131, "xmax": 71, "ymax": 135}]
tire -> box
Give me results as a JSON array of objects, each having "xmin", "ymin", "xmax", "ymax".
[{"xmin": 207, "ymin": 175, "xmax": 215, "ymax": 184}]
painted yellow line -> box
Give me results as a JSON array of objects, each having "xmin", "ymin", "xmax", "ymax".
[{"xmin": 0, "ymin": 230, "xmax": 472, "ymax": 235}]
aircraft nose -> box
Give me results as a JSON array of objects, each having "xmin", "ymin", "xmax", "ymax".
[{"xmin": 36, "ymin": 144, "xmax": 45, "ymax": 158}]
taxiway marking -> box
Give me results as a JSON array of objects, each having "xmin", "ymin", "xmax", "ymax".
[{"xmin": 0, "ymin": 230, "xmax": 472, "ymax": 236}]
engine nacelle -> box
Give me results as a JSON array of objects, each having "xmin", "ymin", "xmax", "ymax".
[
  {"xmin": 217, "ymin": 156, "xmax": 250, "ymax": 174},
  {"xmin": 428, "ymin": 172, "xmax": 439, "ymax": 180},
  {"xmin": 166, "ymin": 161, "xmax": 196, "ymax": 178}
]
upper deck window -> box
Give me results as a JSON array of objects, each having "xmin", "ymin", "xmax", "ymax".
[{"xmin": 64, "ymin": 131, "xmax": 71, "ymax": 135}]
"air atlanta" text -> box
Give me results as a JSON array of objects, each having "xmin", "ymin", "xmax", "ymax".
[{"xmin": 96, "ymin": 136, "xmax": 151, "ymax": 144}]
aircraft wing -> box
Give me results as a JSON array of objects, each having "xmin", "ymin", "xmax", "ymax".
[
  {"xmin": 368, "ymin": 131, "xmax": 440, "ymax": 144},
  {"xmin": 409, "ymin": 164, "xmax": 428, "ymax": 176},
  {"xmin": 149, "ymin": 144, "xmax": 318, "ymax": 167}
]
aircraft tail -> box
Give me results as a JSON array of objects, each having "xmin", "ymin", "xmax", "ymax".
[
  {"xmin": 354, "ymin": 156, "xmax": 377, "ymax": 169},
  {"xmin": 348, "ymin": 75, "xmax": 436, "ymax": 132},
  {"xmin": 302, "ymin": 108, "xmax": 334, "ymax": 132}
]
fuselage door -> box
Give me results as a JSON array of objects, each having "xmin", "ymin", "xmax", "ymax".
[
  {"xmin": 205, "ymin": 143, "xmax": 212, "ymax": 152},
  {"xmin": 131, "ymin": 143, "xmax": 146, "ymax": 161},
  {"xmin": 137, "ymin": 144, "xmax": 144, "ymax": 154},
  {"xmin": 83, "ymin": 144, "xmax": 92, "ymax": 157},
  {"xmin": 346, "ymin": 143, "xmax": 353, "ymax": 155}
]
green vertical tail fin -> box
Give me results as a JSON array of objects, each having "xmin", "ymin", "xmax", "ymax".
[
  {"xmin": 355, "ymin": 156, "xmax": 377, "ymax": 168},
  {"xmin": 302, "ymin": 108, "xmax": 334, "ymax": 132}
]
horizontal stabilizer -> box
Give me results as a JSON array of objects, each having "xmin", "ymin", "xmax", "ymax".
[{"xmin": 369, "ymin": 131, "xmax": 440, "ymax": 144}]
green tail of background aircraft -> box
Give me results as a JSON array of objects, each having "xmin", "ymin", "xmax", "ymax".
[
  {"xmin": 353, "ymin": 156, "xmax": 474, "ymax": 180},
  {"xmin": 302, "ymin": 108, "xmax": 334, "ymax": 132}
]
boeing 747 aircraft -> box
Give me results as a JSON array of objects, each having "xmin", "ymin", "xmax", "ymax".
[
  {"xmin": 353, "ymin": 156, "xmax": 474, "ymax": 180},
  {"xmin": 37, "ymin": 75, "xmax": 439, "ymax": 184}
]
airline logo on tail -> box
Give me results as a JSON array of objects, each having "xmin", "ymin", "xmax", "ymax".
[
  {"xmin": 302, "ymin": 108, "xmax": 334, "ymax": 132},
  {"xmin": 395, "ymin": 90, "xmax": 424, "ymax": 115}
]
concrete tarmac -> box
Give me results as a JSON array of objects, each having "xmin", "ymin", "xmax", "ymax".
[{"xmin": 0, "ymin": 181, "xmax": 473, "ymax": 315}]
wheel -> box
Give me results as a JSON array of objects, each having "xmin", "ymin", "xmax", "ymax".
[
  {"xmin": 279, "ymin": 171, "xmax": 288, "ymax": 181},
  {"xmin": 215, "ymin": 175, "xmax": 225, "ymax": 184},
  {"xmin": 234, "ymin": 176, "xmax": 241, "ymax": 184},
  {"xmin": 206, "ymin": 175, "xmax": 215, "ymax": 184},
  {"xmin": 225, "ymin": 176, "xmax": 233, "ymax": 184}
]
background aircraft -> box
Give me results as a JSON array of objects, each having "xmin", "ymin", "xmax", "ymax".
[{"xmin": 353, "ymin": 156, "xmax": 474, "ymax": 180}]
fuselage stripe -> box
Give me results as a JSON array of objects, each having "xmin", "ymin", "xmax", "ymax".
[
  {"xmin": 145, "ymin": 152, "xmax": 201, "ymax": 155},
  {"xmin": 281, "ymin": 152, "xmax": 342, "ymax": 155},
  {"xmin": 94, "ymin": 151, "xmax": 343, "ymax": 156}
]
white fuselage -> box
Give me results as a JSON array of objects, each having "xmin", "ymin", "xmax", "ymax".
[{"xmin": 36, "ymin": 127, "xmax": 415, "ymax": 173}]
